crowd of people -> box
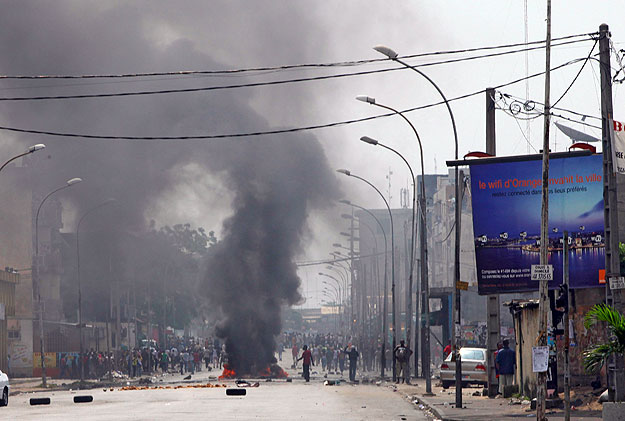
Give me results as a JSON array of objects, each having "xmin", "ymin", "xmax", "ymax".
[
  {"xmin": 279, "ymin": 332, "xmax": 420, "ymax": 383},
  {"xmin": 56, "ymin": 337, "xmax": 229, "ymax": 380}
]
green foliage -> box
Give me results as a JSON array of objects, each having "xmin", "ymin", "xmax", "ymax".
[
  {"xmin": 150, "ymin": 221, "xmax": 217, "ymax": 255},
  {"xmin": 62, "ymin": 222, "xmax": 218, "ymax": 334},
  {"xmin": 583, "ymin": 304, "xmax": 625, "ymax": 373}
]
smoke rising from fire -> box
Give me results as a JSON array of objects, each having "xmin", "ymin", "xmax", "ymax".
[
  {"xmin": 203, "ymin": 135, "xmax": 338, "ymax": 373},
  {"xmin": 0, "ymin": 1, "xmax": 340, "ymax": 362}
]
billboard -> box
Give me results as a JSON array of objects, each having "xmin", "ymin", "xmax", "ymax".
[{"xmin": 470, "ymin": 154, "xmax": 604, "ymax": 295}]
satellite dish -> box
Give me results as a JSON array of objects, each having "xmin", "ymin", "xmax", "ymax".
[{"xmin": 555, "ymin": 121, "xmax": 600, "ymax": 143}]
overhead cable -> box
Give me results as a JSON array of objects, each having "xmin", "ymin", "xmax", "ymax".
[
  {"xmin": 0, "ymin": 57, "xmax": 593, "ymax": 141},
  {"xmin": 0, "ymin": 32, "xmax": 595, "ymax": 80},
  {"xmin": 0, "ymin": 39, "xmax": 592, "ymax": 102}
]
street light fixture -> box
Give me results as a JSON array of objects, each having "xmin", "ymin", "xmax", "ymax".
[
  {"xmin": 337, "ymin": 168, "xmax": 397, "ymax": 381},
  {"xmin": 34, "ymin": 176, "xmax": 83, "ymax": 387},
  {"xmin": 0, "ymin": 144, "xmax": 46, "ymax": 174},
  {"xmin": 374, "ymin": 43, "xmax": 460, "ymax": 399},
  {"xmin": 76, "ymin": 198, "xmax": 117, "ymax": 382}
]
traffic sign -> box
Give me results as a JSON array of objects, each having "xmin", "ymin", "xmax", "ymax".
[
  {"xmin": 609, "ymin": 276, "xmax": 625, "ymax": 290},
  {"xmin": 531, "ymin": 264, "xmax": 553, "ymax": 281},
  {"xmin": 456, "ymin": 281, "xmax": 469, "ymax": 291}
]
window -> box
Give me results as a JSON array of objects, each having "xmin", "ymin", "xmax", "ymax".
[{"xmin": 460, "ymin": 349, "xmax": 485, "ymax": 360}]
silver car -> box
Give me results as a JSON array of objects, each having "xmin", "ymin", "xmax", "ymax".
[
  {"xmin": 440, "ymin": 347, "xmax": 488, "ymax": 388},
  {"xmin": 0, "ymin": 369, "xmax": 8, "ymax": 406}
]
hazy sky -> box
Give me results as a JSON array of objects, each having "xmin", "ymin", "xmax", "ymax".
[{"xmin": 1, "ymin": 1, "xmax": 624, "ymax": 308}]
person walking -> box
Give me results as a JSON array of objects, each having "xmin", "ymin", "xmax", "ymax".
[
  {"xmin": 394, "ymin": 340, "xmax": 413, "ymax": 384},
  {"xmin": 291, "ymin": 343, "xmax": 299, "ymax": 369},
  {"xmin": 338, "ymin": 347, "xmax": 345, "ymax": 376},
  {"xmin": 297, "ymin": 345, "xmax": 314, "ymax": 382},
  {"xmin": 345, "ymin": 345, "xmax": 359, "ymax": 382},
  {"xmin": 495, "ymin": 339, "xmax": 516, "ymax": 395}
]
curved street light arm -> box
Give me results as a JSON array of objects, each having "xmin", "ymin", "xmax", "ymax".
[
  {"xmin": 0, "ymin": 151, "xmax": 30, "ymax": 174},
  {"xmin": 0, "ymin": 144, "xmax": 46, "ymax": 174}
]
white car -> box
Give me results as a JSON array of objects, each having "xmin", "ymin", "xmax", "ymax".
[
  {"xmin": 0, "ymin": 369, "xmax": 8, "ymax": 406},
  {"xmin": 440, "ymin": 347, "xmax": 488, "ymax": 388}
]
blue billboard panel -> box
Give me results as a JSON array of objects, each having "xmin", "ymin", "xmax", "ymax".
[{"xmin": 470, "ymin": 154, "xmax": 604, "ymax": 295}]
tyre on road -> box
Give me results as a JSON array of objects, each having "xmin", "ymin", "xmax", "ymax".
[{"xmin": 441, "ymin": 381, "xmax": 453, "ymax": 389}]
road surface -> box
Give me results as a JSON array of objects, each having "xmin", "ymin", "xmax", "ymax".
[{"xmin": 3, "ymin": 379, "xmax": 428, "ymax": 420}]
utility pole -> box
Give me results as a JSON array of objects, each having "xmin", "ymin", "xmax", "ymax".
[
  {"xmin": 485, "ymin": 87, "xmax": 501, "ymax": 397},
  {"xmin": 454, "ymin": 170, "xmax": 464, "ymax": 408},
  {"xmin": 536, "ymin": 1, "xmax": 552, "ymax": 419},
  {"xmin": 598, "ymin": 23, "xmax": 625, "ymax": 402},
  {"xmin": 563, "ymin": 231, "xmax": 571, "ymax": 421},
  {"xmin": 422, "ymin": 196, "xmax": 432, "ymax": 394}
]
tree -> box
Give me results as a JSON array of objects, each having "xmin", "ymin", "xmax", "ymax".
[{"xmin": 583, "ymin": 304, "xmax": 625, "ymax": 373}]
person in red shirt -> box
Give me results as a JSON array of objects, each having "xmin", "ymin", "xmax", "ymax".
[
  {"xmin": 443, "ymin": 342, "xmax": 452, "ymax": 359},
  {"xmin": 297, "ymin": 345, "xmax": 314, "ymax": 382}
]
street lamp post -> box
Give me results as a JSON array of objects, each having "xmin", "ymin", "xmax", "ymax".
[
  {"xmin": 320, "ymin": 274, "xmax": 343, "ymax": 327},
  {"xmin": 326, "ymin": 265, "xmax": 348, "ymax": 302},
  {"xmin": 337, "ymin": 169, "xmax": 397, "ymax": 381},
  {"xmin": 340, "ymin": 199, "xmax": 389, "ymax": 377},
  {"xmin": 374, "ymin": 44, "xmax": 459, "ymax": 398},
  {"xmin": 0, "ymin": 144, "xmax": 46, "ymax": 174},
  {"xmin": 359, "ymin": 132, "xmax": 423, "ymax": 382},
  {"xmin": 34, "ymin": 177, "xmax": 82, "ymax": 387},
  {"xmin": 76, "ymin": 198, "xmax": 116, "ymax": 383}
]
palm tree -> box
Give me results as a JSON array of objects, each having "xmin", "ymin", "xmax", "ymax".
[{"xmin": 583, "ymin": 304, "xmax": 625, "ymax": 373}]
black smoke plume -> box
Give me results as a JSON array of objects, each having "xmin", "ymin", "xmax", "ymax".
[
  {"xmin": 0, "ymin": 2, "xmax": 340, "ymax": 358},
  {"xmin": 203, "ymin": 134, "xmax": 338, "ymax": 374}
]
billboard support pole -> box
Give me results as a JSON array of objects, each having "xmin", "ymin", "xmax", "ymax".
[
  {"xmin": 537, "ymin": 1, "xmax": 552, "ymax": 419},
  {"xmin": 485, "ymin": 87, "xmax": 501, "ymax": 398},
  {"xmin": 563, "ymin": 231, "xmax": 571, "ymax": 421},
  {"xmin": 599, "ymin": 23, "xmax": 625, "ymax": 402}
]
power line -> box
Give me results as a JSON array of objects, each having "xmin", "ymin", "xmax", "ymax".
[
  {"xmin": 552, "ymin": 37, "xmax": 598, "ymax": 108},
  {"xmin": 0, "ymin": 38, "xmax": 592, "ymax": 102},
  {"xmin": 501, "ymin": 91, "xmax": 601, "ymax": 121},
  {"xmin": 296, "ymin": 251, "xmax": 386, "ymax": 267},
  {"xmin": 0, "ymin": 56, "xmax": 592, "ymax": 141},
  {"xmin": 0, "ymin": 32, "xmax": 594, "ymax": 80}
]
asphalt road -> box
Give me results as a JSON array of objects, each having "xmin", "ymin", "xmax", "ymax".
[{"xmin": 2, "ymin": 379, "xmax": 428, "ymax": 420}]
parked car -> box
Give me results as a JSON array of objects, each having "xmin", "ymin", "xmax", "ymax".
[
  {"xmin": 439, "ymin": 347, "xmax": 487, "ymax": 388},
  {"xmin": 0, "ymin": 369, "xmax": 9, "ymax": 406}
]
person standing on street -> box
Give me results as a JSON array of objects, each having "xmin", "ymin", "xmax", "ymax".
[
  {"xmin": 297, "ymin": 345, "xmax": 314, "ymax": 382},
  {"xmin": 394, "ymin": 340, "xmax": 413, "ymax": 384},
  {"xmin": 345, "ymin": 345, "xmax": 359, "ymax": 382},
  {"xmin": 291, "ymin": 343, "xmax": 299, "ymax": 369},
  {"xmin": 495, "ymin": 339, "xmax": 516, "ymax": 395}
]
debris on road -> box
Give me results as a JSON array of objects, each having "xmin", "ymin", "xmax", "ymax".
[
  {"xmin": 236, "ymin": 380, "xmax": 260, "ymax": 388},
  {"xmin": 119, "ymin": 383, "xmax": 227, "ymax": 391}
]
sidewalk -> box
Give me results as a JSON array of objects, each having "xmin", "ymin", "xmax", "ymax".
[{"xmin": 394, "ymin": 379, "xmax": 602, "ymax": 421}]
